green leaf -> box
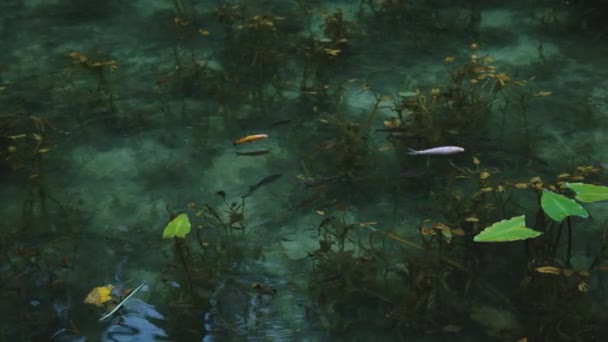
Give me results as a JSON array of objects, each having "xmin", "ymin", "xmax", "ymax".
[
  {"xmin": 565, "ymin": 182, "xmax": 608, "ymax": 203},
  {"xmin": 541, "ymin": 190, "xmax": 588, "ymax": 222},
  {"xmin": 162, "ymin": 213, "xmax": 191, "ymax": 239},
  {"xmin": 473, "ymin": 215, "xmax": 542, "ymax": 243}
]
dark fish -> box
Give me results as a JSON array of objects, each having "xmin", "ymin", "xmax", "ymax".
[
  {"xmin": 294, "ymin": 193, "xmax": 321, "ymax": 209},
  {"xmin": 318, "ymin": 216, "xmax": 335, "ymax": 229},
  {"xmin": 269, "ymin": 119, "xmax": 291, "ymax": 128},
  {"xmin": 243, "ymin": 173, "xmax": 282, "ymax": 198},
  {"xmin": 304, "ymin": 175, "xmax": 341, "ymax": 188},
  {"xmin": 375, "ymin": 127, "xmax": 409, "ymax": 133},
  {"xmin": 236, "ymin": 149, "xmax": 270, "ymax": 157}
]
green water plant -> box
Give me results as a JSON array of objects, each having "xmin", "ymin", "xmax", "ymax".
[
  {"xmin": 540, "ymin": 189, "xmax": 588, "ymax": 223},
  {"xmin": 473, "ymin": 215, "xmax": 542, "ymax": 243},
  {"xmin": 162, "ymin": 211, "xmax": 194, "ymax": 292}
]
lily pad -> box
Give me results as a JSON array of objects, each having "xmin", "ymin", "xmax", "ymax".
[
  {"xmin": 473, "ymin": 215, "xmax": 542, "ymax": 243},
  {"xmin": 162, "ymin": 213, "xmax": 191, "ymax": 239},
  {"xmin": 541, "ymin": 190, "xmax": 588, "ymax": 222},
  {"xmin": 565, "ymin": 182, "xmax": 608, "ymax": 203}
]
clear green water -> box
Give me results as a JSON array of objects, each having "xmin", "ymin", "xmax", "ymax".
[{"xmin": 1, "ymin": 0, "xmax": 608, "ymax": 341}]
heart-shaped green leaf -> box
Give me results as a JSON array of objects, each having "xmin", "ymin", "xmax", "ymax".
[
  {"xmin": 473, "ymin": 215, "xmax": 542, "ymax": 243},
  {"xmin": 541, "ymin": 190, "xmax": 588, "ymax": 222},
  {"xmin": 565, "ymin": 182, "xmax": 608, "ymax": 203},
  {"xmin": 162, "ymin": 213, "xmax": 191, "ymax": 239}
]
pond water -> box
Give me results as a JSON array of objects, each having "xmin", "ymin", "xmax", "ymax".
[{"xmin": 1, "ymin": 0, "xmax": 608, "ymax": 341}]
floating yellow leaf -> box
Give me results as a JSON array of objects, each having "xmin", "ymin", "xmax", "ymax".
[
  {"xmin": 513, "ymin": 79, "xmax": 527, "ymax": 86},
  {"xmin": 465, "ymin": 217, "xmax": 479, "ymax": 222},
  {"xmin": 480, "ymin": 187, "xmax": 493, "ymax": 192},
  {"xmin": 199, "ymin": 29, "xmax": 210, "ymax": 35},
  {"xmin": 470, "ymin": 42, "xmax": 479, "ymax": 50},
  {"xmin": 480, "ymin": 171, "xmax": 490, "ymax": 180},
  {"xmin": 534, "ymin": 266, "xmax": 561, "ymax": 275},
  {"xmin": 495, "ymin": 73, "xmax": 510, "ymax": 86},
  {"xmin": 577, "ymin": 280, "xmax": 590, "ymax": 292},
  {"xmin": 451, "ymin": 228, "xmax": 465, "ymax": 236},
  {"xmin": 444, "ymin": 56, "xmax": 455, "ymax": 63},
  {"xmin": 514, "ymin": 183, "xmax": 528, "ymax": 189},
  {"xmin": 84, "ymin": 284, "xmax": 114, "ymax": 307},
  {"xmin": 432, "ymin": 223, "xmax": 451, "ymax": 231},
  {"xmin": 8, "ymin": 134, "xmax": 27, "ymax": 140},
  {"xmin": 323, "ymin": 48, "xmax": 341, "ymax": 57},
  {"xmin": 557, "ymin": 173, "xmax": 570, "ymax": 179},
  {"xmin": 533, "ymin": 91, "xmax": 552, "ymax": 97},
  {"xmin": 497, "ymin": 185, "xmax": 505, "ymax": 192},
  {"xmin": 420, "ymin": 227, "xmax": 435, "ymax": 235},
  {"xmin": 472, "ymin": 157, "xmax": 480, "ymax": 166}
]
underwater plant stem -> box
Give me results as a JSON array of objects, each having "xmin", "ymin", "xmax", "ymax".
[
  {"xmin": 174, "ymin": 237, "xmax": 194, "ymax": 293},
  {"xmin": 553, "ymin": 221, "xmax": 562, "ymax": 260},
  {"xmin": 566, "ymin": 217, "xmax": 572, "ymax": 267}
]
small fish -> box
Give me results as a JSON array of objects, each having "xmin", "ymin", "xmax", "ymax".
[
  {"xmin": 269, "ymin": 119, "xmax": 291, "ymax": 128},
  {"xmin": 407, "ymin": 146, "xmax": 465, "ymax": 156},
  {"xmin": 243, "ymin": 173, "xmax": 282, "ymax": 198},
  {"xmin": 233, "ymin": 134, "xmax": 268, "ymax": 145},
  {"xmin": 304, "ymin": 175, "xmax": 341, "ymax": 188},
  {"xmin": 236, "ymin": 149, "xmax": 270, "ymax": 157}
]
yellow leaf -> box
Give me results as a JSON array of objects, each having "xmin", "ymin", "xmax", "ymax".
[
  {"xmin": 84, "ymin": 284, "xmax": 114, "ymax": 307},
  {"xmin": 472, "ymin": 157, "xmax": 480, "ymax": 166},
  {"xmin": 465, "ymin": 217, "xmax": 479, "ymax": 222},
  {"xmin": 497, "ymin": 185, "xmax": 505, "ymax": 192},
  {"xmin": 480, "ymin": 187, "xmax": 493, "ymax": 192},
  {"xmin": 199, "ymin": 29, "xmax": 210, "ymax": 36},
  {"xmin": 533, "ymin": 91, "xmax": 552, "ymax": 97},
  {"xmin": 8, "ymin": 134, "xmax": 27, "ymax": 140},
  {"xmin": 323, "ymin": 48, "xmax": 341, "ymax": 57},
  {"xmin": 432, "ymin": 223, "xmax": 451, "ymax": 231},
  {"xmin": 420, "ymin": 227, "xmax": 435, "ymax": 235},
  {"xmin": 480, "ymin": 171, "xmax": 490, "ymax": 180},
  {"xmin": 451, "ymin": 228, "xmax": 465, "ymax": 236},
  {"xmin": 444, "ymin": 56, "xmax": 455, "ymax": 63},
  {"xmin": 514, "ymin": 183, "xmax": 528, "ymax": 189},
  {"xmin": 513, "ymin": 80, "xmax": 527, "ymax": 86},
  {"xmin": 534, "ymin": 266, "xmax": 561, "ymax": 275}
]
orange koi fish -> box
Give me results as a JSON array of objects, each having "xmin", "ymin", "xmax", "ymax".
[{"xmin": 232, "ymin": 134, "xmax": 268, "ymax": 145}]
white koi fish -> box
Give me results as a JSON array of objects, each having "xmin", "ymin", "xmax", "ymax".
[{"xmin": 408, "ymin": 146, "xmax": 465, "ymax": 156}]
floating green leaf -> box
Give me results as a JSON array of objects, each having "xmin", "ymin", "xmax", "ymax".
[
  {"xmin": 565, "ymin": 182, "xmax": 608, "ymax": 203},
  {"xmin": 473, "ymin": 215, "xmax": 542, "ymax": 243},
  {"xmin": 162, "ymin": 213, "xmax": 191, "ymax": 239},
  {"xmin": 541, "ymin": 190, "xmax": 588, "ymax": 222}
]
